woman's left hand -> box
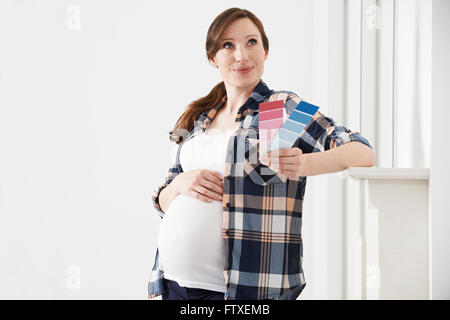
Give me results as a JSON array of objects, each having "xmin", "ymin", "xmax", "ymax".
[{"xmin": 259, "ymin": 148, "xmax": 308, "ymax": 180}]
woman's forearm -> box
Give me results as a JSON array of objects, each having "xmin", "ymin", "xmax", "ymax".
[
  {"xmin": 158, "ymin": 183, "xmax": 180, "ymax": 213},
  {"xmin": 303, "ymin": 141, "xmax": 375, "ymax": 177}
]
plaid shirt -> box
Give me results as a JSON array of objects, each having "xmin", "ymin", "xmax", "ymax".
[{"xmin": 148, "ymin": 79, "xmax": 372, "ymax": 300}]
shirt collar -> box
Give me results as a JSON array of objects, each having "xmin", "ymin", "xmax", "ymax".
[
  {"xmin": 200, "ymin": 79, "xmax": 272, "ymax": 131},
  {"xmin": 238, "ymin": 78, "xmax": 272, "ymax": 111}
]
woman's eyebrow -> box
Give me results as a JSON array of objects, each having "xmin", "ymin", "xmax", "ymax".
[{"xmin": 221, "ymin": 34, "xmax": 259, "ymax": 41}]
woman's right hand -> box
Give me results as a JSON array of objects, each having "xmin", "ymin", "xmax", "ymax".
[{"xmin": 171, "ymin": 169, "xmax": 224, "ymax": 202}]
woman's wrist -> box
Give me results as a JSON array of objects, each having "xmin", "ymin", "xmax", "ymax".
[
  {"xmin": 159, "ymin": 181, "xmax": 181, "ymax": 213},
  {"xmin": 169, "ymin": 174, "xmax": 182, "ymax": 195},
  {"xmin": 298, "ymin": 153, "xmax": 312, "ymax": 177},
  {"xmin": 167, "ymin": 180, "xmax": 180, "ymax": 197}
]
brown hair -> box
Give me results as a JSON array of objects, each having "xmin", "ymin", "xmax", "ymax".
[{"xmin": 168, "ymin": 7, "xmax": 269, "ymax": 144}]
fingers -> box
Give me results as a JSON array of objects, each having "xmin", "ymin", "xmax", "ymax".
[
  {"xmin": 265, "ymin": 148, "xmax": 302, "ymax": 157},
  {"xmin": 189, "ymin": 190, "xmax": 214, "ymax": 203},
  {"xmin": 186, "ymin": 170, "xmax": 224, "ymax": 203},
  {"xmin": 271, "ymin": 163, "xmax": 298, "ymax": 171},
  {"xmin": 200, "ymin": 179, "xmax": 223, "ymax": 198},
  {"xmin": 262, "ymin": 163, "xmax": 298, "ymax": 175},
  {"xmin": 260, "ymin": 148, "xmax": 303, "ymax": 170},
  {"xmin": 260, "ymin": 155, "xmax": 301, "ymax": 167},
  {"xmin": 192, "ymin": 184, "xmax": 222, "ymax": 202},
  {"xmin": 259, "ymin": 153, "xmax": 300, "ymax": 177},
  {"xmin": 203, "ymin": 170, "xmax": 224, "ymax": 189},
  {"xmin": 261, "ymin": 157, "xmax": 299, "ymax": 165}
]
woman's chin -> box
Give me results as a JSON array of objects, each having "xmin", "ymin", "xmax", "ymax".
[{"xmin": 228, "ymin": 76, "xmax": 260, "ymax": 89}]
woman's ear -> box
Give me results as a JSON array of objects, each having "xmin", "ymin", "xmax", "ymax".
[
  {"xmin": 209, "ymin": 58, "xmax": 218, "ymax": 68},
  {"xmin": 264, "ymin": 50, "xmax": 269, "ymax": 61}
]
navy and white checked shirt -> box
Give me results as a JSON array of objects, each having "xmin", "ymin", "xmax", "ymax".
[{"xmin": 148, "ymin": 79, "xmax": 372, "ymax": 300}]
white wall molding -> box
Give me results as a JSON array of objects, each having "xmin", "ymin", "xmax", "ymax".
[{"xmin": 430, "ymin": 0, "xmax": 450, "ymax": 300}]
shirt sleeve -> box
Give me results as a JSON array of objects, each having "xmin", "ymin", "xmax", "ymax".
[
  {"xmin": 293, "ymin": 110, "xmax": 373, "ymax": 152},
  {"xmin": 283, "ymin": 94, "xmax": 373, "ymax": 153},
  {"xmin": 152, "ymin": 140, "xmax": 184, "ymax": 218},
  {"xmin": 152, "ymin": 163, "xmax": 182, "ymax": 219}
]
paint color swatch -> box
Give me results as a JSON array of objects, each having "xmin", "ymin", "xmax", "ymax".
[
  {"xmin": 259, "ymin": 100, "xmax": 284, "ymax": 156},
  {"xmin": 268, "ymin": 100, "xmax": 319, "ymax": 152}
]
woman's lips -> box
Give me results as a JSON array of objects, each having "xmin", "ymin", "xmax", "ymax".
[{"xmin": 233, "ymin": 66, "xmax": 254, "ymax": 74}]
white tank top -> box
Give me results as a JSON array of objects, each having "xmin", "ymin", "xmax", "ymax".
[{"xmin": 157, "ymin": 128, "xmax": 235, "ymax": 293}]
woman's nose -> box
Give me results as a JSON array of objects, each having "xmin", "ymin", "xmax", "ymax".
[{"xmin": 234, "ymin": 45, "xmax": 248, "ymax": 61}]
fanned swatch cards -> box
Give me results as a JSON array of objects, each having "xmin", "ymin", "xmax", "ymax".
[{"xmin": 258, "ymin": 100, "xmax": 319, "ymax": 153}]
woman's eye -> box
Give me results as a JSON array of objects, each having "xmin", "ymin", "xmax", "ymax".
[
  {"xmin": 249, "ymin": 39, "xmax": 257, "ymax": 45},
  {"xmin": 223, "ymin": 42, "xmax": 233, "ymax": 49}
]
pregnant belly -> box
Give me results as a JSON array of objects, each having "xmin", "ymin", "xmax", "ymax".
[{"xmin": 157, "ymin": 194, "xmax": 226, "ymax": 278}]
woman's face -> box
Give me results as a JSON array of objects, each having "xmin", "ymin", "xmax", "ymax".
[{"xmin": 209, "ymin": 18, "xmax": 268, "ymax": 90}]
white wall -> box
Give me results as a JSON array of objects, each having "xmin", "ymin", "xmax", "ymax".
[
  {"xmin": 1, "ymin": 0, "xmax": 442, "ymax": 300},
  {"xmin": 0, "ymin": 0, "xmax": 321, "ymax": 299}
]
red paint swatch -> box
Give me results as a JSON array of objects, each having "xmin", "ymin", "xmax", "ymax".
[
  {"xmin": 259, "ymin": 109, "xmax": 283, "ymax": 122},
  {"xmin": 259, "ymin": 100, "xmax": 284, "ymax": 112},
  {"xmin": 259, "ymin": 100, "xmax": 284, "ymax": 156}
]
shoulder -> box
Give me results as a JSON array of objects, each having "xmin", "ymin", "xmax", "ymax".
[
  {"xmin": 266, "ymin": 90, "xmax": 329, "ymax": 127},
  {"xmin": 266, "ymin": 90, "xmax": 302, "ymax": 115}
]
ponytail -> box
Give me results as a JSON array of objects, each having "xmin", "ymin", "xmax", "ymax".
[{"xmin": 169, "ymin": 81, "xmax": 226, "ymax": 144}]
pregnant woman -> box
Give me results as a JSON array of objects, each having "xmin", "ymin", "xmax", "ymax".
[{"xmin": 148, "ymin": 7, "xmax": 375, "ymax": 300}]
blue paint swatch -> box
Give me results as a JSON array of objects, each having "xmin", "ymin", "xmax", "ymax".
[
  {"xmin": 268, "ymin": 100, "xmax": 319, "ymax": 152},
  {"xmin": 278, "ymin": 128, "xmax": 300, "ymax": 142},
  {"xmin": 288, "ymin": 111, "xmax": 312, "ymax": 124},
  {"xmin": 283, "ymin": 120, "xmax": 306, "ymax": 133}
]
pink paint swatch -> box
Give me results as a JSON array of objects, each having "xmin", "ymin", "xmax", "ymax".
[{"xmin": 259, "ymin": 100, "xmax": 284, "ymax": 156}]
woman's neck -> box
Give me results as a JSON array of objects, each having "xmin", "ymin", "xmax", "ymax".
[{"xmin": 222, "ymin": 81, "xmax": 258, "ymax": 117}]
